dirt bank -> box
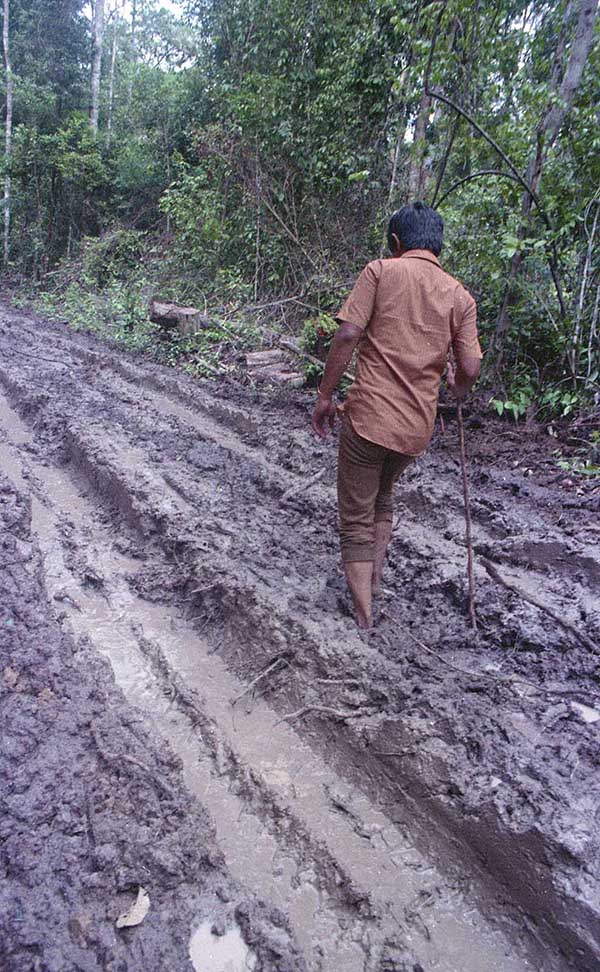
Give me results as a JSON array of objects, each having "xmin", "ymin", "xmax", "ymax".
[{"xmin": 1, "ymin": 302, "xmax": 599, "ymax": 971}]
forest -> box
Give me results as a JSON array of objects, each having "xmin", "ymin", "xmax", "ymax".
[{"xmin": 1, "ymin": 0, "xmax": 599, "ymax": 422}]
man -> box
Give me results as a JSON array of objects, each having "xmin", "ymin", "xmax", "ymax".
[{"xmin": 311, "ymin": 202, "xmax": 482, "ymax": 628}]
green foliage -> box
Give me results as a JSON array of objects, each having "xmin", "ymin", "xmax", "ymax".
[
  {"xmin": 489, "ymin": 370, "xmax": 587, "ymax": 423},
  {"xmin": 300, "ymin": 313, "xmax": 338, "ymax": 385},
  {"xmin": 156, "ymin": 317, "xmax": 261, "ymax": 379},
  {"xmin": 38, "ymin": 279, "xmax": 157, "ymax": 354},
  {"xmin": 78, "ymin": 230, "xmax": 145, "ymax": 288}
]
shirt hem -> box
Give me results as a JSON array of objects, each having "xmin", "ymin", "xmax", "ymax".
[{"xmin": 346, "ymin": 413, "xmax": 427, "ymax": 457}]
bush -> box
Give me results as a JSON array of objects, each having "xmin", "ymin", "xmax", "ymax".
[{"xmin": 300, "ymin": 313, "xmax": 338, "ymax": 386}]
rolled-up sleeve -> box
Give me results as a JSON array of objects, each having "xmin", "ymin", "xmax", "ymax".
[
  {"xmin": 335, "ymin": 261, "xmax": 381, "ymax": 331},
  {"xmin": 452, "ymin": 287, "xmax": 482, "ymax": 359}
]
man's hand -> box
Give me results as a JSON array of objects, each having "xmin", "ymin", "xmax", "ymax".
[
  {"xmin": 446, "ymin": 355, "xmax": 480, "ymax": 400},
  {"xmin": 311, "ymin": 395, "xmax": 337, "ymax": 439},
  {"xmin": 446, "ymin": 359, "xmax": 462, "ymax": 399},
  {"xmin": 309, "ymin": 321, "xmax": 361, "ymax": 438}
]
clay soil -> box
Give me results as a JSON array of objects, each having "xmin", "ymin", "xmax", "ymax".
[{"xmin": 1, "ymin": 303, "xmax": 599, "ymax": 972}]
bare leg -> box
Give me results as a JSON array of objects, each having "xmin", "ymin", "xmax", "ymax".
[
  {"xmin": 372, "ymin": 519, "xmax": 392, "ymax": 597},
  {"xmin": 344, "ymin": 560, "xmax": 374, "ymax": 629}
]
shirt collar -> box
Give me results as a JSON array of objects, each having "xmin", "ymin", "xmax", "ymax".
[{"xmin": 400, "ymin": 249, "xmax": 441, "ymax": 267}]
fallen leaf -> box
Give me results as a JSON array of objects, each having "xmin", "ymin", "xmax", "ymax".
[
  {"xmin": 37, "ymin": 686, "xmax": 55, "ymax": 703},
  {"xmin": 116, "ymin": 886, "xmax": 150, "ymax": 929}
]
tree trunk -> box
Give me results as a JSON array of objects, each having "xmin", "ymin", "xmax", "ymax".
[
  {"xmin": 89, "ymin": 0, "xmax": 105, "ymax": 135},
  {"xmin": 127, "ymin": 0, "xmax": 136, "ymax": 106},
  {"xmin": 2, "ymin": 0, "xmax": 13, "ymax": 269},
  {"xmin": 105, "ymin": 10, "xmax": 118, "ymax": 148},
  {"xmin": 407, "ymin": 90, "xmax": 432, "ymax": 200},
  {"xmin": 494, "ymin": 0, "xmax": 599, "ymax": 356}
]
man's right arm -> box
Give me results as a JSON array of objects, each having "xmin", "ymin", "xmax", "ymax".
[
  {"xmin": 449, "ymin": 288, "xmax": 482, "ymax": 399},
  {"xmin": 447, "ymin": 355, "xmax": 481, "ymax": 399}
]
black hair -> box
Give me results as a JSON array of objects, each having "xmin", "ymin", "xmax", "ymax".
[{"xmin": 387, "ymin": 201, "xmax": 443, "ymax": 256}]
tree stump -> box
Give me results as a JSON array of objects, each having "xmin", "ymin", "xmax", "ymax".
[{"xmin": 149, "ymin": 299, "xmax": 211, "ymax": 338}]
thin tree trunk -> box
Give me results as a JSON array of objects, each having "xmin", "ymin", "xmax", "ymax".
[
  {"xmin": 127, "ymin": 0, "xmax": 136, "ymax": 106},
  {"xmin": 407, "ymin": 90, "xmax": 431, "ymax": 200},
  {"xmin": 586, "ymin": 282, "xmax": 600, "ymax": 387},
  {"xmin": 105, "ymin": 10, "xmax": 118, "ymax": 148},
  {"xmin": 2, "ymin": 0, "xmax": 13, "ymax": 269},
  {"xmin": 494, "ymin": 0, "xmax": 599, "ymax": 357},
  {"xmin": 571, "ymin": 197, "xmax": 599, "ymax": 375},
  {"xmin": 90, "ymin": 0, "xmax": 106, "ymax": 135}
]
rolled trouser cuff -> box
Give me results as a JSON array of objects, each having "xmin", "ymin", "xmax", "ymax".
[{"xmin": 341, "ymin": 542, "xmax": 375, "ymax": 563}]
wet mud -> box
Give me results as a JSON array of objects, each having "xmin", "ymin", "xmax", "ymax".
[{"xmin": 0, "ymin": 303, "xmax": 599, "ymax": 971}]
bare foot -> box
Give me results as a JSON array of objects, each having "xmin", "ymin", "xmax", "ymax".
[{"xmin": 355, "ymin": 611, "xmax": 372, "ymax": 629}]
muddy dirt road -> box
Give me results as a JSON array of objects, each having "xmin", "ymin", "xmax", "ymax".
[{"xmin": 1, "ymin": 303, "xmax": 599, "ymax": 972}]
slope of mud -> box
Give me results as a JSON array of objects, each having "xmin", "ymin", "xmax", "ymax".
[{"xmin": 1, "ymin": 302, "xmax": 599, "ymax": 971}]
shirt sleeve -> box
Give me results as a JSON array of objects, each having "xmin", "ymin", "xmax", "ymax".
[
  {"xmin": 451, "ymin": 286, "xmax": 483, "ymax": 359},
  {"xmin": 335, "ymin": 261, "xmax": 381, "ymax": 331}
]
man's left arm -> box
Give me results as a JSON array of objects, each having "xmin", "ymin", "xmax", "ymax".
[
  {"xmin": 311, "ymin": 262, "xmax": 380, "ymax": 439},
  {"xmin": 311, "ymin": 323, "xmax": 362, "ymax": 438}
]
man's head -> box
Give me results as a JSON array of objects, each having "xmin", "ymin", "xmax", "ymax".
[{"xmin": 387, "ymin": 201, "xmax": 443, "ymax": 257}]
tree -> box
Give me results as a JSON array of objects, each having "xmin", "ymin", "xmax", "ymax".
[
  {"xmin": 90, "ymin": 0, "xmax": 105, "ymax": 134},
  {"xmin": 494, "ymin": 0, "xmax": 599, "ymax": 357},
  {"xmin": 2, "ymin": 0, "xmax": 13, "ymax": 267}
]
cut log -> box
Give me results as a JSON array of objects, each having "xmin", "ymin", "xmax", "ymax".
[
  {"xmin": 149, "ymin": 299, "xmax": 211, "ymax": 338},
  {"xmin": 245, "ymin": 348, "xmax": 303, "ymax": 386},
  {"xmin": 279, "ymin": 336, "xmax": 355, "ymax": 384},
  {"xmin": 245, "ymin": 349, "xmax": 287, "ymax": 367}
]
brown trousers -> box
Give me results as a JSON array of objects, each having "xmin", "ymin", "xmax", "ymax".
[{"xmin": 337, "ymin": 418, "xmax": 413, "ymax": 562}]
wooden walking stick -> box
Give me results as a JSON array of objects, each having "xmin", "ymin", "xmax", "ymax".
[{"xmin": 457, "ymin": 401, "xmax": 477, "ymax": 629}]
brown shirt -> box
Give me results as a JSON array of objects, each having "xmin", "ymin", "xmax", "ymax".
[{"xmin": 336, "ymin": 250, "xmax": 482, "ymax": 455}]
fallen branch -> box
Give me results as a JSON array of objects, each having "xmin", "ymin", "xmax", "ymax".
[
  {"xmin": 275, "ymin": 704, "xmax": 368, "ymax": 726},
  {"xmin": 230, "ymin": 656, "xmax": 290, "ymax": 706},
  {"xmin": 316, "ymin": 677, "xmax": 362, "ymax": 685},
  {"xmin": 406, "ymin": 629, "xmax": 499, "ymax": 680},
  {"xmin": 372, "ymin": 750, "xmax": 416, "ymax": 758},
  {"xmin": 480, "ymin": 558, "xmax": 599, "ymax": 654},
  {"xmin": 280, "ymin": 467, "xmax": 326, "ymax": 502},
  {"xmin": 11, "ymin": 347, "xmax": 69, "ymax": 367}
]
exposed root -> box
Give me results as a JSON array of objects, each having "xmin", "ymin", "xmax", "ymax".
[
  {"xmin": 275, "ymin": 704, "xmax": 371, "ymax": 726},
  {"xmin": 91, "ymin": 723, "xmax": 177, "ymax": 800},
  {"xmin": 231, "ymin": 655, "xmax": 293, "ymax": 705}
]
